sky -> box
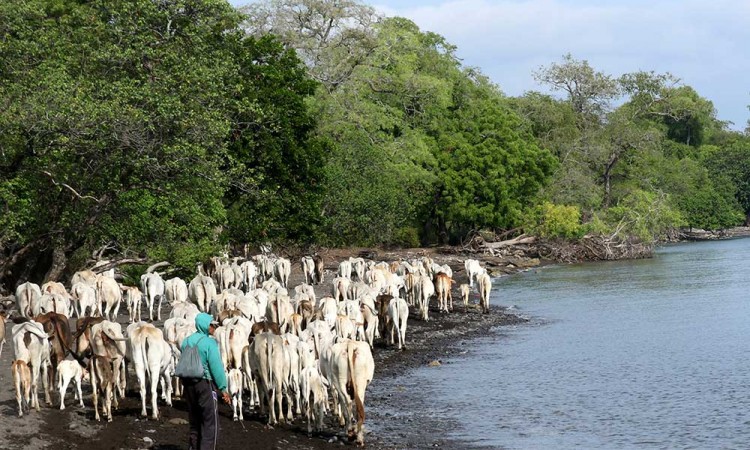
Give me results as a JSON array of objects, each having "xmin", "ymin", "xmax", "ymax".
[{"xmin": 233, "ymin": 0, "xmax": 750, "ymax": 131}]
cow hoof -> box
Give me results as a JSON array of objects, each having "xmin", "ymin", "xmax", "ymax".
[
  {"xmin": 60, "ymin": 405, "xmax": 65, "ymax": 410},
  {"xmin": 233, "ymin": 417, "xmax": 238, "ymax": 422}
]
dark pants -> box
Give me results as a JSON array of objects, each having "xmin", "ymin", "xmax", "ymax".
[{"xmin": 184, "ymin": 379, "xmax": 219, "ymax": 450}]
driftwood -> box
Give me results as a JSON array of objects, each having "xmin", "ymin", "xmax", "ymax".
[
  {"xmin": 145, "ymin": 261, "xmax": 170, "ymax": 274},
  {"xmin": 480, "ymin": 235, "xmax": 536, "ymax": 250},
  {"xmin": 91, "ymin": 258, "xmax": 149, "ymax": 273}
]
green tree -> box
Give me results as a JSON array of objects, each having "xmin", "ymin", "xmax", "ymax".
[{"xmin": 0, "ymin": 0, "xmax": 324, "ymax": 287}]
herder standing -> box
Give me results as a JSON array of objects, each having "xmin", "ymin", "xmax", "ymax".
[{"xmin": 181, "ymin": 312, "xmax": 232, "ymax": 450}]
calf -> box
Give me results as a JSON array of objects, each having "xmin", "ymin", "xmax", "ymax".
[
  {"xmin": 228, "ymin": 368, "xmax": 244, "ymax": 421},
  {"xmin": 57, "ymin": 360, "xmax": 87, "ymax": 410},
  {"xmin": 300, "ymin": 366, "xmax": 329, "ymax": 435},
  {"xmin": 90, "ymin": 355, "xmax": 116, "ymax": 422},
  {"xmin": 460, "ymin": 283, "xmax": 471, "ymax": 307},
  {"xmin": 12, "ymin": 360, "xmax": 32, "ymax": 417},
  {"xmin": 477, "ymin": 271, "xmax": 492, "ymax": 314},
  {"xmin": 124, "ymin": 286, "xmax": 143, "ymax": 323}
]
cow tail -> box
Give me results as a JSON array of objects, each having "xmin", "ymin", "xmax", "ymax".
[
  {"xmin": 141, "ymin": 333, "xmax": 151, "ymax": 378},
  {"xmin": 347, "ymin": 344, "xmax": 365, "ymax": 428},
  {"xmin": 200, "ymin": 279, "xmax": 207, "ymax": 313},
  {"xmin": 267, "ymin": 335, "xmax": 274, "ymax": 389}
]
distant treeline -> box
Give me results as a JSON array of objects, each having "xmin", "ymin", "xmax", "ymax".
[{"xmin": 1, "ymin": 0, "xmax": 749, "ymax": 288}]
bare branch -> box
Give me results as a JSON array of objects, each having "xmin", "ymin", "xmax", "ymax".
[{"xmin": 42, "ymin": 170, "xmax": 102, "ymax": 202}]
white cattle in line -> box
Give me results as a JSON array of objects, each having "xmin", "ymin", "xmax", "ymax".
[
  {"xmin": 38, "ymin": 293, "xmax": 70, "ymax": 318},
  {"xmin": 417, "ymin": 275, "xmax": 435, "ymax": 321},
  {"xmin": 240, "ymin": 260, "xmax": 258, "ymax": 291},
  {"xmin": 294, "ymin": 283, "xmax": 316, "ymax": 305},
  {"xmin": 387, "ymin": 297, "xmax": 409, "ymax": 350},
  {"xmin": 275, "ymin": 257, "xmax": 291, "ymax": 288},
  {"xmin": 164, "ymin": 277, "xmax": 188, "ymax": 305},
  {"xmin": 477, "ymin": 270, "xmax": 492, "ymax": 314},
  {"xmin": 249, "ymin": 331, "xmax": 290, "ymax": 425},
  {"xmin": 322, "ymin": 339, "xmax": 375, "ymax": 446},
  {"xmin": 96, "ymin": 275, "xmax": 122, "ymax": 321},
  {"xmin": 338, "ymin": 259, "xmax": 352, "ymax": 280},
  {"xmin": 335, "ymin": 315, "xmax": 356, "ymax": 341},
  {"xmin": 188, "ymin": 275, "xmax": 217, "ymax": 313},
  {"xmin": 300, "ymin": 366, "xmax": 329, "ymax": 435},
  {"xmin": 15, "ymin": 282, "xmax": 42, "ymax": 319},
  {"xmin": 464, "ymin": 259, "xmax": 483, "ymax": 288},
  {"xmin": 12, "ymin": 359, "xmax": 32, "ymax": 417},
  {"xmin": 317, "ymin": 297, "xmax": 338, "ymax": 330},
  {"xmin": 12, "ymin": 321, "xmax": 51, "ymax": 415},
  {"xmin": 169, "ymin": 301, "xmax": 200, "ymax": 324},
  {"xmin": 71, "ymin": 269, "xmax": 97, "ymax": 287},
  {"xmin": 332, "ymin": 277, "xmax": 350, "ymax": 302},
  {"xmin": 403, "ymin": 272, "xmax": 419, "ymax": 306},
  {"xmin": 123, "ymin": 286, "xmax": 143, "ymax": 323},
  {"xmin": 219, "ymin": 264, "xmax": 235, "ymax": 292},
  {"xmin": 71, "ymin": 282, "xmax": 98, "ymax": 318},
  {"xmin": 349, "ymin": 257, "xmax": 366, "ymax": 282},
  {"xmin": 301, "ymin": 256, "xmax": 316, "ymax": 285},
  {"xmin": 228, "ymin": 368, "xmax": 244, "ymax": 421},
  {"xmin": 460, "ymin": 283, "xmax": 471, "ymax": 307},
  {"xmin": 129, "ymin": 322, "xmax": 175, "ymax": 419},
  {"xmin": 141, "ymin": 272, "xmax": 166, "ymax": 321},
  {"xmin": 57, "ymin": 359, "xmax": 88, "ymax": 410}
]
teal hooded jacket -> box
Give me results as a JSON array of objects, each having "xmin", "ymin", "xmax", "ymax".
[{"xmin": 181, "ymin": 313, "xmax": 228, "ymax": 392}]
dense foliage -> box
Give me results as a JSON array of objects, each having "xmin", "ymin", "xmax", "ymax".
[{"xmin": 1, "ymin": 0, "xmax": 748, "ymax": 288}]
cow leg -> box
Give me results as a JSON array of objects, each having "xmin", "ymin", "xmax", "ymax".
[
  {"xmin": 105, "ymin": 382, "xmax": 113, "ymax": 422},
  {"xmin": 150, "ymin": 362, "xmax": 161, "ymax": 419},
  {"xmin": 76, "ymin": 374, "xmax": 84, "ymax": 407},
  {"xmin": 157, "ymin": 296, "xmax": 163, "ymax": 321},
  {"xmin": 13, "ymin": 364, "xmax": 24, "ymax": 417},
  {"xmin": 59, "ymin": 374, "xmax": 71, "ymax": 410},
  {"xmin": 91, "ymin": 361, "xmax": 101, "ymax": 422}
]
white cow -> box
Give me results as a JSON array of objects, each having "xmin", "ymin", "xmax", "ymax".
[
  {"xmin": 322, "ymin": 339, "xmax": 375, "ymax": 446},
  {"xmin": 12, "ymin": 321, "xmax": 51, "ymax": 414},
  {"xmin": 464, "ymin": 258, "xmax": 483, "ymax": 288},
  {"xmin": 300, "ymin": 366, "xmax": 329, "ymax": 435},
  {"xmin": 250, "ymin": 332, "xmax": 289, "ymax": 425},
  {"xmin": 387, "ymin": 297, "xmax": 409, "ymax": 350},
  {"xmin": 57, "ymin": 359, "xmax": 88, "ymax": 410},
  {"xmin": 337, "ymin": 259, "xmax": 352, "ymax": 280},
  {"xmin": 141, "ymin": 272, "xmax": 166, "ymax": 321},
  {"xmin": 274, "ymin": 257, "xmax": 291, "ymax": 288},
  {"xmin": 417, "ymin": 275, "xmax": 435, "ymax": 321},
  {"xmin": 71, "ymin": 282, "xmax": 98, "ymax": 318},
  {"xmin": 349, "ymin": 257, "xmax": 366, "ymax": 282},
  {"xmin": 240, "ymin": 260, "xmax": 258, "ymax": 291},
  {"xmin": 331, "ymin": 277, "xmax": 350, "ymax": 302},
  {"xmin": 15, "ymin": 282, "xmax": 42, "ymax": 319},
  {"xmin": 164, "ymin": 277, "xmax": 188, "ymax": 305},
  {"xmin": 96, "ymin": 275, "xmax": 122, "ymax": 321},
  {"xmin": 129, "ymin": 322, "xmax": 175, "ymax": 419},
  {"xmin": 460, "ymin": 283, "xmax": 471, "ymax": 307},
  {"xmin": 188, "ymin": 275, "xmax": 217, "ymax": 313},
  {"xmin": 301, "ymin": 256, "xmax": 316, "ymax": 285},
  {"xmin": 38, "ymin": 293, "xmax": 70, "ymax": 318},
  {"xmin": 124, "ymin": 286, "xmax": 143, "ymax": 323},
  {"xmin": 477, "ymin": 270, "xmax": 492, "ymax": 314},
  {"xmin": 228, "ymin": 368, "xmax": 244, "ymax": 421}
]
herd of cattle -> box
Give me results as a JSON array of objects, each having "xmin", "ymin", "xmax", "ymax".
[{"xmin": 2, "ymin": 254, "xmax": 493, "ymax": 446}]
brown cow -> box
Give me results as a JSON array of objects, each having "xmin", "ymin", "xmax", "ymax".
[
  {"xmin": 34, "ymin": 312, "xmax": 76, "ymax": 403},
  {"xmin": 434, "ymin": 272, "xmax": 453, "ymax": 313},
  {"xmin": 251, "ymin": 321, "xmax": 281, "ymax": 336},
  {"xmin": 312, "ymin": 254, "xmax": 324, "ymax": 285}
]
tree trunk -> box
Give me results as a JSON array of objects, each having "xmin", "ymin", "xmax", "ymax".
[{"xmin": 44, "ymin": 246, "xmax": 67, "ymax": 283}]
